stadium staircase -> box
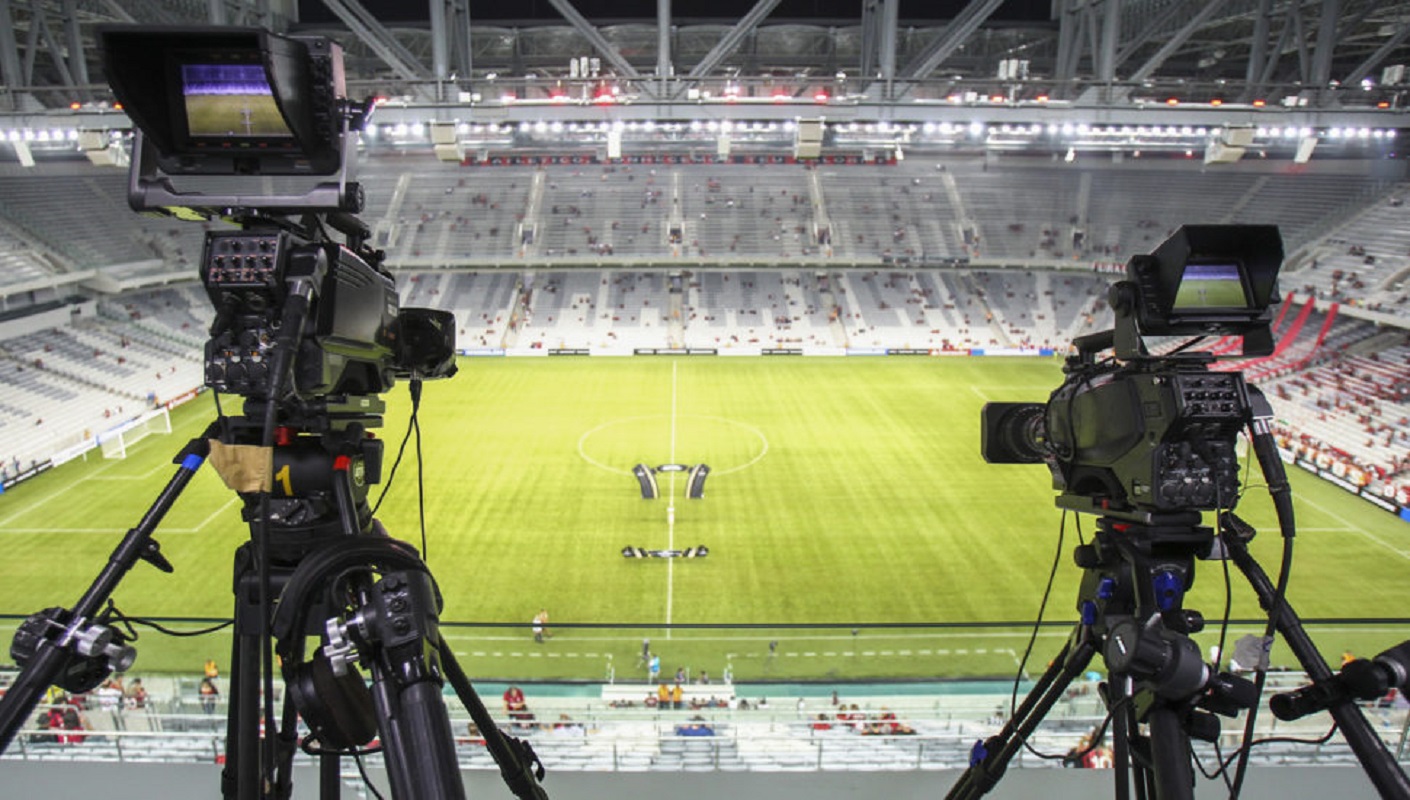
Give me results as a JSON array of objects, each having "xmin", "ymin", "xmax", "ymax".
[{"xmin": 500, "ymin": 275, "xmax": 530, "ymax": 349}]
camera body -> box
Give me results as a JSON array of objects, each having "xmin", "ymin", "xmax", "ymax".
[
  {"xmin": 102, "ymin": 26, "xmax": 457, "ymax": 404},
  {"xmin": 982, "ymin": 225, "xmax": 1283, "ymax": 515},
  {"xmin": 201, "ymin": 229, "xmax": 455, "ymax": 401}
]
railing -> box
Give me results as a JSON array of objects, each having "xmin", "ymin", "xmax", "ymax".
[{"xmin": 4, "ymin": 661, "xmax": 1408, "ymax": 772}]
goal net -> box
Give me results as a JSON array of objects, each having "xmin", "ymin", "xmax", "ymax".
[{"xmin": 99, "ymin": 407, "xmax": 173, "ymax": 459}]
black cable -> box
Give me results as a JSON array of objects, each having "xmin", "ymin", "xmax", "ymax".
[
  {"xmin": 1228, "ymin": 388, "xmax": 1298, "ymax": 799},
  {"xmin": 414, "ymin": 404, "xmax": 427, "ymax": 558},
  {"xmin": 1006, "ymin": 510, "xmax": 1072, "ymax": 761},
  {"xmin": 371, "ymin": 380, "xmax": 422, "ymax": 518},
  {"xmin": 1011, "ymin": 510, "xmax": 1067, "ymax": 718},
  {"xmin": 1198, "ymin": 723, "xmax": 1341, "ymax": 782},
  {"xmin": 352, "ymin": 752, "xmax": 389, "ymax": 800},
  {"xmin": 109, "ymin": 615, "xmax": 232, "ymax": 638},
  {"xmin": 299, "ymin": 732, "xmax": 384, "ymax": 759}
]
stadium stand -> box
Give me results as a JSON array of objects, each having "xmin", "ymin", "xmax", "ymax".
[
  {"xmin": 1283, "ymin": 187, "xmax": 1410, "ymax": 319},
  {"xmin": 3, "ymin": 672, "xmax": 1397, "ymax": 775},
  {"xmin": 0, "ymin": 156, "xmax": 1407, "ymax": 519}
]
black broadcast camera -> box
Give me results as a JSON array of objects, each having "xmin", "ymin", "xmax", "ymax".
[
  {"xmin": 981, "ymin": 224, "xmax": 1284, "ymax": 515},
  {"xmin": 101, "ymin": 27, "xmax": 456, "ymax": 410}
]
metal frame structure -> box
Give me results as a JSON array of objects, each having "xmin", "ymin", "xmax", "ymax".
[{"xmin": 0, "ymin": 1, "xmax": 1407, "ymax": 144}]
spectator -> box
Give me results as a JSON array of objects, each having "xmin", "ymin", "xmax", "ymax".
[
  {"xmin": 125, "ymin": 678, "xmax": 148, "ymax": 709},
  {"xmin": 672, "ymin": 683, "xmax": 684, "ymax": 710},
  {"xmin": 199, "ymin": 677, "xmax": 219, "ymax": 714},
  {"xmin": 503, "ymin": 685, "xmax": 527, "ymax": 713},
  {"xmin": 675, "ymin": 716, "xmax": 714, "ymax": 737},
  {"xmin": 60, "ymin": 707, "xmax": 87, "ymax": 744}
]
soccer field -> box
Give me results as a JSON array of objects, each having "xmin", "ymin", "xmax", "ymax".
[{"xmin": 1, "ymin": 356, "xmax": 1406, "ymax": 681}]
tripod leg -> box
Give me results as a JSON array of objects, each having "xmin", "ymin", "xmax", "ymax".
[
  {"xmin": 223, "ymin": 631, "xmax": 263, "ymax": 800},
  {"xmin": 945, "ymin": 626, "xmax": 1098, "ymax": 800},
  {"xmin": 1224, "ymin": 534, "xmax": 1410, "ymax": 799},
  {"xmin": 438, "ymin": 641, "xmax": 548, "ymax": 800},
  {"xmin": 1147, "ymin": 706, "xmax": 1194, "ymax": 800}
]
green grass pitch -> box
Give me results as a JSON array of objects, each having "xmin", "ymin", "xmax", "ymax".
[
  {"xmin": 184, "ymin": 93, "xmax": 289, "ymax": 138},
  {"xmin": 1, "ymin": 356, "xmax": 1406, "ymax": 682}
]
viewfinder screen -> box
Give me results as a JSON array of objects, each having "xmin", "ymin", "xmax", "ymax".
[
  {"xmin": 1173, "ymin": 263, "xmax": 1251, "ymax": 310},
  {"xmin": 181, "ymin": 63, "xmax": 291, "ymax": 138}
]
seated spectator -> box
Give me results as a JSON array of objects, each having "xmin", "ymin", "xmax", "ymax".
[{"xmin": 675, "ymin": 716, "xmax": 714, "ymax": 737}]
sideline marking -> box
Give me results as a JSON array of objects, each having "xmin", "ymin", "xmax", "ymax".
[{"xmin": 1298, "ymin": 493, "xmax": 1410, "ymax": 561}]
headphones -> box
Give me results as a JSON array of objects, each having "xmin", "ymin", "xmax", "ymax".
[{"xmin": 271, "ymin": 537, "xmax": 434, "ymax": 750}]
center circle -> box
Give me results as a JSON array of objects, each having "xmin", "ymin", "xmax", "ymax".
[{"xmin": 577, "ymin": 414, "xmax": 769, "ymax": 477}]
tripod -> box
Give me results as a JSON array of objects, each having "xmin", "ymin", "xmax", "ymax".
[
  {"xmin": 0, "ymin": 412, "xmax": 550, "ymax": 800},
  {"xmin": 945, "ymin": 508, "xmax": 1410, "ymax": 800}
]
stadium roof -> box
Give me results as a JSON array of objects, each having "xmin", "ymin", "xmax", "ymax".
[{"xmin": 1, "ymin": 0, "xmax": 1409, "ymax": 140}]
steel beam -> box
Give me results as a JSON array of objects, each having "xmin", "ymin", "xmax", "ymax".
[
  {"xmin": 1342, "ymin": 23, "xmax": 1410, "ymax": 86},
  {"xmin": 60, "ymin": 0, "xmax": 88, "ymax": 91},
  {"xmin": 1243, "ymin": 0, "xmax": 1272, "ymax": 94},
  {"xmin": 1053, "ymin": 0, "xmax": 1082, "ymax": 86},
  {"xmin": 900, "ymin": 0, "xmax": 1007, "ymax": 81},
  {"xmin": 545, "ymin": 0, "xmax": 640, "ymax": 78},
  {"xmin": 1128, "ymin": 0, "xmax": 1232, "ymax": 82},
  {"xmin": 1309, "ymin": 0, "xmax": 1339, "ymax": 88},
  {"xmin": 430, "ymin": 0, "xmax": 450, "ymax": 85},
  {"xmin": 0, "ymin": 0, "xmax": 24, "ymax": 95},
  {"xmin": 1113, "ymin": 0, "xmax": 1187, "ymax": 74},
  {"xmin": 320, "ymin": 0, "xmax": 430, "ymax": 82},
  {"xmin": 658, "ymin": 0, "xmax": 671, "ymax": 80},
  {"xmin": 686, "ymin": 0, "xmax": 782, "ymax": 79},
  {"xmin": 879, "ymin": 0, "xmax": 897, "ymax": 87},
  {"xmin": 1096, "ymin": 0, "xmax": 1119, "ymax": 83}
]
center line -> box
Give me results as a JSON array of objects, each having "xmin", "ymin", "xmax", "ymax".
[{"xmin": 666, "ymin": 360, "xmax": 678, "ymax": 639}]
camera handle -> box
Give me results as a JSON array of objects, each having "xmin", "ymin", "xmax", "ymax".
[
  {"xmin": 947, "ymin": 518, "xmax": 1259, "ymax": 800},
  {"xmin": 0, "ymin": 428, "xmax": 216, "ymax": 755}
]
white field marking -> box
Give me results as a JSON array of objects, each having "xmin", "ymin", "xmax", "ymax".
[
  {"xmin": 1297, "ymin": 493, "xmax": 1410, "ymax": 561},
  {"xmin": 666, "ymin": 361, "xmax": 678, "ymax": 641},
  {"xmin": 3, "ymin": 496, "xmax": 239, "ymax": 535},
  {"xmin": 576, "ymin": 415, "xmax": 769, "ymax": 477},
  {"xmin": 436, "ymin": 624, "xmax": 1403, "ymax": 646},
  {"xmin": 90, "ymin": 461, "xmax": 180, "ymax": 481},
  {"xmin": 969, "ymin": 386, "xmax": 990, "ymax": 402},
  {"xmin": 1, "ymin": 408, "xmax": 212, "ymax": 523}
]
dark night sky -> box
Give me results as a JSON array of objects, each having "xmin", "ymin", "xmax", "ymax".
[{"xmin": 297, "ymin": 0, "xmax": 1053, "ymax": 25}]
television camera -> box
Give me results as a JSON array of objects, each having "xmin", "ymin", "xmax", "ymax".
[
  {"xmin": 0, "ymin": 27, "xmax": 548, "ymax": 800},
  {"xmin": 953, "ymin": 226, "xmax": 1410, "ymax": 800}
]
